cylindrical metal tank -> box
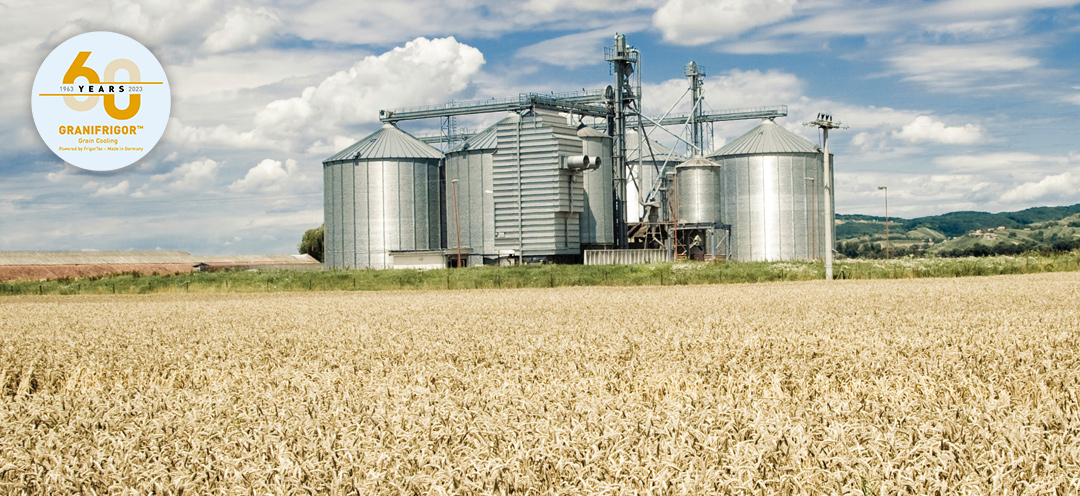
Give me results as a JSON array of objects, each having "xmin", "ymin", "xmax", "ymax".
[
  {"xmin": 322, "ymin": 123, "xmax": 445, "ymax": 269},
  {"xmin": 578, "ymin": 126, "xmax": 614, "ymax": 245},
  {"xmin": 675, "ymin": 156, "xmax": 723, "ymax": 225},
  {"xmin": 708, "ymin": 119, "xmax": 832, "ymax": 262},
  {"xmin": 445, "ymin": 117, "xmax": 509, "ymax": 266}
]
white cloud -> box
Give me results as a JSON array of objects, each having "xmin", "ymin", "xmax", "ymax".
[
  {"xmin": 893, "ymin": 116, "xmax": 983, "ymax": 145},
  {"xmin": 653, "ymin": 0, "xmax": 798, "ymax": 45},
  {"xmin": 151, "ymin": 158, "xmax": 219, "ymax": 190},
  {"xmin": 228, "ymin": 159, "xmax": 300, "ymax": 194},
  {"xmin": 92, "ymin": 181, "xmax": 130, "ymax": 197},
  {"xmin": 934, "ymin": 152, "xmax": 1071, "ymax": 172},
  {"xmin": 517, "ymin": 24, "xmax": 648, "ymax": 68},
  {"xmin": 202, "ymin": 6, "xmax": 281, "ymax": 53},
  {"xmin": 886, "ymin": 43, "xmax": 1039, "ymax": 91},
  {"xmin": 930, "ymin": 0, "xmax": 1080, "ymax": 17},
  {"xmin": 641, "ymin": 69, "xmax": 804, "ymax": 116},
  {"xmin": 1065, "ymin": 93, "xmax": 1080, "ymax": 106},
  {"xmin": 173, "ymin": 37, "xmax": 485, "ymax": 153},
  {"xmin": 922, "ymin": 18, "xmax": 1023, "ymax": 39},
  {"xmin": 1001, "ymin": 171, "xmax": 1080, "ymax": 203}
]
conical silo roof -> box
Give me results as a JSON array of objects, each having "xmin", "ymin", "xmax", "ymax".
[
  {"xmin": 450, "ymin": 114, "xmax": 518, "ymax": 153},
  {"xmin": 709, "ymin": 119, "xmax": 820, "ymax": 157},
  {"xmin": 576, "ymin": 126, "xmax": 610, "ymax": 139},
  {"xmin": 627, "ymin": 134, "xmax": 679, "ymax": 162},
  {"xmin": 324, "ymin": 123, "xmax": 443, "ymax": 164},
  {"xmin": 675, "ymin": 156, "xmax": 721, "ymax": 168}
]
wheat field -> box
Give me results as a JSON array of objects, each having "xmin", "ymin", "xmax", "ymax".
[{"xmin": 1, "ymin": 272, "xmax": 1078, "ymax": 495}]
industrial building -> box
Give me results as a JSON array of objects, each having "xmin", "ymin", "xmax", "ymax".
[{"xmin": 322, "ymin": 35, "xmax": 841, "ymax": 270}]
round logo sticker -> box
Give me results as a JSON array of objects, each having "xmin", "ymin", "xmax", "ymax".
[{"xmin": 31, "ymin": 32, "xmax": 171, "ymax": 172}]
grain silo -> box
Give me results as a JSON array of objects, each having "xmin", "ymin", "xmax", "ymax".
[
  {"xmin": 322, "ymin": 123, "xmax": 445, "ymax": 269},
  {"xmin": 707, "ymin": 119, "xmax": 831, "ymax": 262},
  {"xmin": 444, "ymin": 116, "xmax": 513, "ymax": 266},
  {"xmin": 577, "ymin": 126, "xmax": 614, "ymax": 246}
]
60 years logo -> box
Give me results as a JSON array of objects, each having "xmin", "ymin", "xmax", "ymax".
[{"xmin": 31, "ymin": 32, "xmax": 170, "ymax": 172}]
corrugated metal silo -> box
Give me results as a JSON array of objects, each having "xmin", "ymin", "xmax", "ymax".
[
  {"xmin": 708, "ymin": 119, "xmax": 832, "ymax": 262},
  {"xmin": 444, "ymin": 116, "xmax": 512, "ymax": 266},
  {"xmin": 322, "ymin": 124, "xmax": 445, "ymax": 269},
  {"xmin": 675, "ymin": 156, "xmax": 723, "ymax": 225},
  {"xmin": 578, "ymin": 126, "xmax": 614, "ymax": 246}
]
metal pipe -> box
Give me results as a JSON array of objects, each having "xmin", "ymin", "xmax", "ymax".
[
  {"xmin": 451, "ymin": 179, "xmax": 462, "ymax": 268},
  {"xmin": 806, "ymin": 177, "xmax": 816, "ymax": 261}
]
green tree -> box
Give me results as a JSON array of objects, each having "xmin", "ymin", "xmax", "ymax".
[{"xmin": 298, "ymin": 225, "xmax": 324, "ymax": 262}]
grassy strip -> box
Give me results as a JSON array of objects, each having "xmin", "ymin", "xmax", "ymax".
[{"xmin": 1, "ymin": 252, "xmax": 1078, "ymax": 296}]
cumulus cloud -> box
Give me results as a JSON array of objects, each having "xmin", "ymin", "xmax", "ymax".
[
  {"xmin": 92, "ymin": 181, "xmax": 130, "ymax": 197},
  {"xmin": 229, "ymin": 159, "xmax": 299, "ymax": 194},
  {"xmin": 202, "ymin": 6, "xmax": 281, "ymax": 53},
  {"xmin": 228, "ymin": 37, "xmax": 484, "ymax": 152},
  {"xmin": 1001, "ymin": 171, "xmax": 1080, "ymax": 203},
  {"xmin": 653, "ymin": 0, "xmax": 798, "ymax": 45},
  {"xmin": 151, "ymin": 158, "xmax": 219, "ymax": 191},
  {"xmin": 893, "ymin": 116, "xmax": 983, "ymax": 145}
]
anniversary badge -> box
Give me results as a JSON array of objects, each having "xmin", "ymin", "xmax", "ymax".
[{"xmin": 31, "ymin": 31, "xmax": 170, "ymax": 171}]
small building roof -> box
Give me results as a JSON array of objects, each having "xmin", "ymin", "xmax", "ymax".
[
  {"xmin": 324, "ymin": 123, "xmax": 443, "ymax": 163},
  {"xmin": 709, "ymin": 119, "xmax": 820, "ymax": 156}
]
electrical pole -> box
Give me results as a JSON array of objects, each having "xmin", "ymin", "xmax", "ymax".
[{"xmin": 805, "ymin": 113, "xmax": 846, "ymax": 281}]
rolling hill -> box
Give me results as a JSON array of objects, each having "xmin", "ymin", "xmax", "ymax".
[{"xmin": 836, "ymin": 203, "xmax": 1080, "ymax": 258}]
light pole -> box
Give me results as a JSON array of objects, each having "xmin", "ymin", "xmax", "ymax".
[{"xmin": 878, "ymin": 186, "xmax": 889, "ymax": 260}]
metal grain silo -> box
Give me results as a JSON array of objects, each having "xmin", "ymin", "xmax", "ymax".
[
  {"xmin": 708, "ymin": 119, "xmax": 831, "ymax": 262},
  {"xmin": 675, "ymin": 156, "xmax": 723, "ymax": 225},
  {"xmin": 444, "ymin": 116, "xmax": 511, "ymax": 266},
  {"xmin": 323, "ymin": 124, "xmax": 445, "ymax": 269},
  {"xmin": 578, "ymin": 126, "xmax": 614, "ymax": 246}
]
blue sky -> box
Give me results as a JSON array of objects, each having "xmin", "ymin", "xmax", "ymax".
[{"xmin": 2, "ymin": 0, "xmax": 1079, "ymax": 254}]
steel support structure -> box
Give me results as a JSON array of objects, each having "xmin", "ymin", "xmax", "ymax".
[
  {"xmin": 605, "ymin": 34, "xmax": 637, "ymax": 249},
  {"xmin": 686, "ymin": 62, "xmax": 705, "ymax": 155}
]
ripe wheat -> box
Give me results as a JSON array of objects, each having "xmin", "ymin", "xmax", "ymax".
[{"xmin": 1, "ymin": 272, "xmax": 1077, "ymax": 494}]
